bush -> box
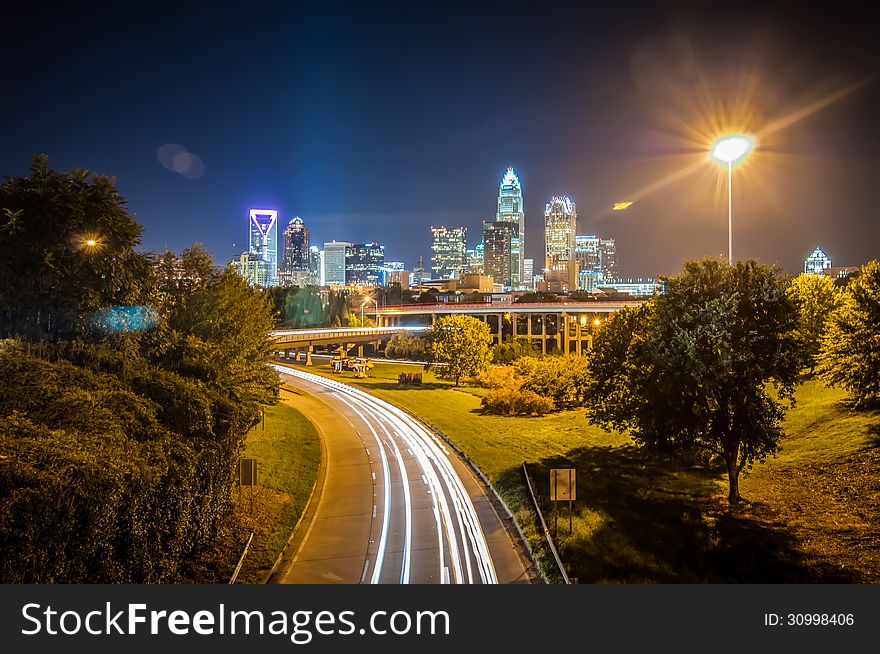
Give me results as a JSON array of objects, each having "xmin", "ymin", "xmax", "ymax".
[
  {"xmin": 482, "ymin": 388, "xmax": 554, "ymax": 416},
  {"xmin": 513, "ymin": 355, "xmax": 591, "ymax": 409},
  {"xmin": 492, "ymin": 338, "xmax": 534, "ymax": 364}
]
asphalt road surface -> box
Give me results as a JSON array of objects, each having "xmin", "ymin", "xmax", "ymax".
[{"xmin": 271, "ymin": 364, "xmax": 531, "ymax": 585}]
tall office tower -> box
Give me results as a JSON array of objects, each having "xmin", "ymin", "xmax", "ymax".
[
  {"xmin": 280, "ymin": 216, "xmax": 310, "ymax": 282},
  {"xmin": 804, "ymin": 246, "xmax": 832, "ymax": 275},
  {"xmin": 496, "ymin": 167, "xmax": 525, "ymax": 287},
  {"xmin": 600, "ymin": 238, "xmax": 618, "ymax": 279},
  {"xmin": 466, "ymin": 242, "xmax": 485, "ymax": 274},
  {"xmin": 323, "ymin": 241, "xmax": 350, "ymax": 286},
  {"xmin": 523, "ymin": 258, "xmax": 534, "ymax": 289},
  {"xmin": 248, "ymin": 208, "xmax": 278, "ymax": 286},
  {"xmin": 430, "ymin": 225, "xmax": 467, "ymax": 279},
  {"xmin": 574, "ymin": 235, "xmax": 618, "ymax": 291},
  {"xmin": 309, "ymin": 245, "xmax": 321, "ymax": 276},
  {"xmin": 345, "ymin": 243, "xmax": 385, "ymax": 286},
  {"xmin": 544, "ymin": 196, "xmax": 577, "ymax": 267},
  {"xmin": 483, "ymin": 219, "xmax": 516, "ymax": 288},
  {"xmin": 575, "ymin": 235, "xmax": 602, "ymax": 292}
]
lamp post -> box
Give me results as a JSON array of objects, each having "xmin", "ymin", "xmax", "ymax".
[
  {"xmin": 710, "ymin": 134, "xmax": 754, "ymax": 264},
  {"xmin": 361, "ymin": 296, "xmax": 378, "ymax": 326}
]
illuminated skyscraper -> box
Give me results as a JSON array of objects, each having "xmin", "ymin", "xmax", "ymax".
[
  {"xmin": 482, "ymin": 220, "xmax": 516, "ymax": 288},
  {"xmin": 544, "ymin": 196, "xmax": 576, "ymax": 267},
  {"xmin": 345, "ymin": 243, "xmax": 385, "ymax": 286},
  {"xmin": 323, "ymin": 241, "xmax": 350, "ymax": 286},
  {"xmin": 496, "ymin": 167, "xmax": 525, "ymax": 287},
  {"xmin": 575, "ymin": 235, "xmax": 617, "ymax": 291},
  {"xmin": 248, "ymin": 208, "xmax": 278, "ymax": 286},
  {"xmin": 280, "ymin": 216, "xmax": 310, "ymax": 284},
  {"xmin": 430, "ymin": 226, "xmax": 467, "ymax": 279}
]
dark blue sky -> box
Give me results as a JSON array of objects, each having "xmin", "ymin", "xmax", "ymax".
[{"xmin": 2, "ymin": 0, "xmax": 878, "ymax": 275}]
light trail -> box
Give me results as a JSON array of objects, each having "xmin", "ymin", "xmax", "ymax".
[
  {"xmin": 273, "ymin": 363, "xmax": 497, "ymax": 584},
  {"xmin": 336, "ymin": 395, "xmax": 393, "ymax": 584}
]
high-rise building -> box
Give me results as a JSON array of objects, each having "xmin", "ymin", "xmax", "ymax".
[
  {"xmin": 345, "ymin": 243, "xmax": 385, "ymax": 286},
  {"xmin": 600, "ymin": 238, "xmax": 618, "ymax": 279},
  {"xmin": 804, "ymin": 246, "xmax": 832, "ymax": 275},
  {"xmin": 248, "ymin": 208, "xmax": 278, "ymax": 286},
  {"xmin": 323, "ymin": 241, "xmax": 349, "ymax": 286},
  {"xmin": 482, "ymin": 220, "xmax": 516, "ymax": 288},
  {"xmin": 279, "ymin": 216, "xmax": 310, "ymax": 284},
  {"xmin": 575, "ymin": 235, "xmax": 617, "ymax": 292},
  {"xmin": 309, "ymin": 246, "xmax": 321, "ymax": 277},
  {"xmin": 430, "ymin": 226, "xmax": 467, "ymax": 279},
  {"xmin": 523, "ymin": 258, "xmax": 534, "ymax": 289},
  {"xmin": 544, "ymin": 196, "xmax": 577, "ymax": 267},
  {"xmin": 496, "ymin": 167, "xmax": 525, "ymax": 287},
  {"xmin": 466, "ymin": 242, "xmax": 485, "ymax": 274},
  {"xmin": 231, "ymin": 251, "xmax": 272, "ymax": 288}
]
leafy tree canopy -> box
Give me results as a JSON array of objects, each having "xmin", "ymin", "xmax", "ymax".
[
  {"xmin": 584, "ymin": 259, "xmax": 800, "ymax": 502},
  {"xmin": 819, "ymin": 260, "xmax": 880, "ymax": 407},
  {"xmin": 0, "ymin": 155, "xmax": 152, "ymax": 339},
  {"xmin": 426, "ymin": 315, "xmax": 492, "ymax": 385}
]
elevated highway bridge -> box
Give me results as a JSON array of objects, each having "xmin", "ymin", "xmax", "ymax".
[{"xmin": 270, "ymin": 300, "xmax": 646, "ymax": 360}]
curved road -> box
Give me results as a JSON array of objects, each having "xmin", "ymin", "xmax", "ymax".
[{"xmin": 271, "ymin": 363, "xmax": 531, "ymax": 584}]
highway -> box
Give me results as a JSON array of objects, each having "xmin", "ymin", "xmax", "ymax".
[{"xmin": 271, "ymin": 363, "xmax": 531, "ymax": 584}]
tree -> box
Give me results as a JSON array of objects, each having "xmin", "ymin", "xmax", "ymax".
[
  {"xmin": 0, "ymin": 155, "xmax": 152, "ymax": 339},
  {"xmin": 426, "ymin": 315, "xmax": 492, "ymax": 386},
  {"xmin": 386, "ymin": 330, "xmax": 427, "ymax": 360},
  {"xmin": 584, "ymin": 259, "xmax": 800, "ymax": 503},
  {"xmin": 786, "ymin": 273, "xmax": 841, "ymax": 373},
  {"xmin": 283, "ymin": 286, "xmax": 324, "ymax": 328},
  {"xmin": 818, "ymin": 260, "xmax": 880, "ymax": 407}
]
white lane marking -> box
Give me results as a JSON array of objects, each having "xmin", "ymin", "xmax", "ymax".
[
  {"xmin": 372, "ymin": 472, "xmax": 376, "ymax": 481},
  {"xmin": 365, "ymin": 448, "xmax": 370, "ymax": 456},
  {"xmin": 361, "ymin": 559, "xmax": 370, "ymax": 583},
  {"xmin": 372, "ymin": 505, "xmax": 377, "ymax": 519}
]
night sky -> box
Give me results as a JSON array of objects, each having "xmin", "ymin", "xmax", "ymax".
[{"xmin": 2, "ymin": 0, "xmax": 878, "ymax": 276}]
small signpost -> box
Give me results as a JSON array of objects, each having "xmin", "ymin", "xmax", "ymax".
[
  {"xmin": 239, "ymin": 458, "xmax": 257, "ymax": 516},
  {"xmin": 550, "ymin": 468, "xmax": 576, "ymax": 536}
]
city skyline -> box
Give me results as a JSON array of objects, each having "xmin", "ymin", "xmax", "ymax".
[{"xmin": 1, "ymin": 1, "xmax": 878, "ymax": 278}]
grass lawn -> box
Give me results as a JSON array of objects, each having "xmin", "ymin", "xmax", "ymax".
[
  {"xmin": 297, "ymin": 358, "xmax": 880, "ymax": 583},
  {"xmin": 230, "ymin": 396, "xmax": 321, "ymax": 583}
]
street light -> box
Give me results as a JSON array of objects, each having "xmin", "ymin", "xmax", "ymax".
[
  {"xmin": 710, "ymin": 134, "xmax": 754, "ymax": 264},
  {"xmin": 361, "ymin": 295, "xmax": 378, "ymax": 326}
]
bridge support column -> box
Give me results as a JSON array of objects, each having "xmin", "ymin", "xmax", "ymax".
[
  {"xmin": 562, "ymin": 313, "xmax": 570, "ymax": 354},
  {"xmin": 357, "ymin": 345, "xmax": 364, "ymax": 358},
  {"xmin": 305, "ymin": 346, "xmax": 313, "ymax": 366},
  {"xmin": 541, "ymin": 314, "xmax": 548, "ymax": 355}
]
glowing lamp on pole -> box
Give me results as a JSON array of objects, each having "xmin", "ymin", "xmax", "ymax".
[{"xmin": 710, "ymin": 134, "xmax": 754, "ymax": 264}]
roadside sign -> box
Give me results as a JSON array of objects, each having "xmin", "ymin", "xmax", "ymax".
[
  {"xmin": 239, "ymin": 458, "xmax": 257, "ymax": 486},
  {"xmin": 550, "ymin": 468, "xmax": 576, "ymax": 501}
]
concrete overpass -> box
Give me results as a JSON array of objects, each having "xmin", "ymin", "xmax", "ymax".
[
  {"xmin": 270, "ymin": 301, "xmax": 646, "ymax": 361},
  {"xmin": 376, "ymin": 301, "xmax": 645, "ymax": 354}
]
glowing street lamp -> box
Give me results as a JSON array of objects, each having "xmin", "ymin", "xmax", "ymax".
[
  {"xmin": 710, "ymin": 134, "xmax": 754, "ymax": 264},
  {"xmin": 361, "ymin": 296, "xmax": 378, "ymax": 326}
]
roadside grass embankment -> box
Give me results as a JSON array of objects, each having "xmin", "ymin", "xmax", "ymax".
[
  {"xmin": 296, "ymin": 358, "xmax": 879, "ymax": 583},
  {"xmin": 226, "ymin": 396, "xmax": 321, "ymax": 583}
]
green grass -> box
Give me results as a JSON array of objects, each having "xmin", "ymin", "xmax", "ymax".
[
  {"xmin": 233, "ymin": 399, "xmax": 321, "ymax": 583},
  {"xmin": 300, "ymin": 358, "xmax": 879, "ymax": 582}
]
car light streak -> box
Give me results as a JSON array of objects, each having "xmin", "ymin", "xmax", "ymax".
[{"xmin": 273, "ymin": 364, "xmax": 497, "ymax": 584}]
